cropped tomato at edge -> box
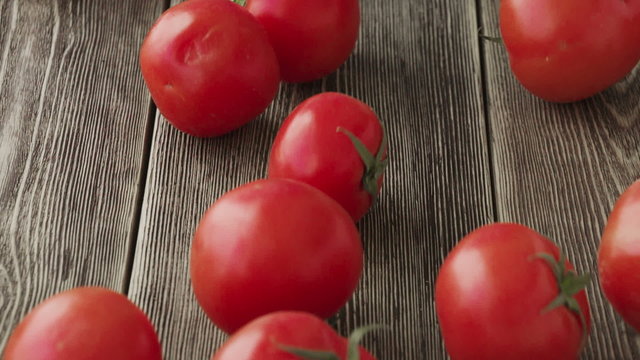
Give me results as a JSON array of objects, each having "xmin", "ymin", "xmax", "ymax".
[
  {"xmin": 245, "ymin": 0, "xmax": 360, "ymax": 83},
  {"xmin": 139, "ymin": 0, "xmax": 280, "ymax": 137},
  {"xmin": 3, "ymin": 287, "xmax": 162, "ymax": 360},
  {"xmin": 499, "ymin": 0, "xmax": 640, "ymax": 102},
  {"xmin": 210, "ymin": 311, "xmax": 377, "ymax": 360},
  {"xmin": 598, "ymin": 179, "xmax": 640, "ymax": 332}
]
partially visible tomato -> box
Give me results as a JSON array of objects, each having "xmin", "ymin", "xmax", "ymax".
[
  {"xmin": 3, "ymin": 287, "xmax": 162, "ymax": 360},
  {"xmin": 435, "ymin": 223, "xmax": 590, "ymax": 360},
  {"xmin": 191, "ymin": 178, "xmax": 363, "ymax": 334},
  {"xmin": 140, "ymin": 0, "xmax": 280, "ymax": 137},
  {"xmin": 499, "ymin": 0, "xmax": 640, "ymax": 102},
  {"xmin": 268, "ymin": 93, "xmax": 387, "ymax": 222},
  {"xmin": 211, "ymin": 311, "xmax": 376, "ymax": 360},
  {"xmin": 245, "ymin": 0, "xmax": 359, "ymax": 82},
  {"xmin": 599, "ymin": 179, "xmax": 640, "ymax": 331}
]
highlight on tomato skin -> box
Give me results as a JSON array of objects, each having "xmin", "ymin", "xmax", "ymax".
[
  {"xmin": 499, "ymin": 0, "xmax": 640, "ymax": 102},
  {"xmin": 210, "ymin": 311, "xmax": 377, "ymax": 360},
  {"xmin": 139, "ymin": 0, "xmax": 280, "ymax": 137},
  {"xmin": 245, "ymin": 0, "xmax": 360, "ymax": 83},
  {"xmin": 435, "ymin": 223, "xmax": 590, "ymax": 360},
  {"xmin": 267, "ymin": 92, "xmax": 387, "ymax": 222},
  {"xmin": 598, "ymin": 179, "xmax": 640, "ymax": 332},
  {"xmin": 190, "ymin": 178, "xmax": 364, "ymax": 334},
  {"xmin": 3, "ymin": 287, "xmax": 163, "ymax": 360}
]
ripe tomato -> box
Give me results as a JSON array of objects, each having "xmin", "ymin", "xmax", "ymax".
[
  {"xmin": 435, "ymin": 223, "xmax": 590, "ymax": 360},
  {"xmin": 267, "ymin": 93, "xmax": 387, "ymax": 222},
  {"xmin": 3, "ymin": 287, "xmax": 161, "ymax": 360},
  {"xmin": 191, "ymin": 178, "xmax": 363, "ymax": 333},
  {"xmin": 499, "ymin": 0, "xmax": 640, "ymax": 102},
  {"xmin": 598, "ymin": 179, "xmax": 640, "ymax": 331},
  {"xmin": 245, "ymin": 0, "xmax": 359, "ymax": 82},
  {"xmin": 140, "ymin": 0, "xmax": 280, "ymax": 137},
  {"xmin": 211, "ymin": 311, "xmax": 376, "ymax": 360}
]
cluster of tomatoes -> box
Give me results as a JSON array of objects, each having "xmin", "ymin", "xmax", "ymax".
[
  {"xmin": 191, "ymin": 89, "xmax": 387, "ymax": 359},
  {"xmin": 435, "ymin": 180, "xmax": 640, "ymax": 359},
  {"xmin": 138, "ymin": 0, "xmax": 360, "ymax": 138},
  {"xmin": 3, "ymin": 0, "xmax": 385, "ymax": 359},
  {"xmin": 435, "ymin": 0, "xmax": 640, "ymax": 358},
  {"xmin": 3, "ymin": 0, "xmax": 640, "ymax": 359}
]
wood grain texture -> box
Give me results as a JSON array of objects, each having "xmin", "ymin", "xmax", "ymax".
[
  {"xmin": 127, "ymin": 0, "xmax": 493, "ymax": 358},
  {"xmin": 480, "ymin": 1, "xmax": 640, "ymax": 359},
  {"xmin": 0, "ymin": 0, "xmax": 162, "ymax": 350}
]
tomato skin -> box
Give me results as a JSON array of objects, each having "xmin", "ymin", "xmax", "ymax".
[
  {"xmin": 599, "ymin": 180, "xmax": 640, "ymax": 331},
  {"xmin": 3, "ymin": 287, "xmax": 161, "ymax": 360},
  {"xmin": 268, "ymin": 93, "xmax": 384, "ymax": 222},
  {"xmin": 499, "ymin": 0, "xmax": 640, "ymax": 102},
  {"xmin": 435, "ymin": 223, "xmax": 590, "ymax": 360},
  {"xmin": 140, "ymin": 0, "xmax": 280, "ymax": 137},
  {"xmin": 191, "ymin": 179, "xmax": 363, "ymax": 334},
  {"xmin": 245, "ymin": 0, "xmax": 359, "ymax": 82},
  {"xmin": 211, "ymin": 312, "xmax": 376, "ymax": 360}
]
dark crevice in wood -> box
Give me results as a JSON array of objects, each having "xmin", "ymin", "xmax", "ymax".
[
  {"xmin": 123, "ymin": 100, "xmax": 157, "ymax": 295},
  {"xmin": 474, "ymin": 0, "xmax": 499, "ymax": 221},
  {"xmin": 121, "ymin": 0, "xmax": 170, "ymax": 296}
]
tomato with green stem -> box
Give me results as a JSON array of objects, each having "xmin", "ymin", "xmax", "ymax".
[
  {"xmin": 268, "ymin": 92, "xmax": 387, "ymax": 222},
  {"xmin": 599, "ymin": 179, "xmax": 640, "ymax": 332},
  {"xmin": 435, "ymin": 223, "xmax": 591, "ymax": 360},
  {"xmin": 499, "ymin": 0, "xmax": 640, "ymax": 102},
  {"xmin": 210, "ymin": 311, "xmax": 377, "ymax": 360}
]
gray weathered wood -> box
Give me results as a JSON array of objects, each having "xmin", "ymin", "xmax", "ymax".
[
  {"xmin": 480, "ymin": 1, "xmax": 640, "ymax": 359},
  {"xmin": 0, "ymin": 0, "xmax": 162, "ymax": 350},
  {"xmin": 127, "ymin": 0, "xmax": 493, "ymax": 358}
]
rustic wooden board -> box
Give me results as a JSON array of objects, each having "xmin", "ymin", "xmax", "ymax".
[
  {"xmin": 0, "ymin": 0, "xmax": 162, "ymax": 350},
  {"xmin": 480, "ymin": 2, "xmax": 640, "ymax": 359},
  {"xmin": 127, "ymin": 0, "xmax": 493, "ymax": 358}
]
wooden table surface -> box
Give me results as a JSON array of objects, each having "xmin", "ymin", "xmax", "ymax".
[{"xmin": 1, "ymin": 0, "xmax": 639, "ymax": 359}]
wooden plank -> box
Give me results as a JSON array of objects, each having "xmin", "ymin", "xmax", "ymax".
[
  {"xmin": 480, "ymin": 2, "xmax": 640, "ymax": 359},
  {"xmin": 0, "ymin": 0, "xmax": 162, "ymax": 350},
  {"xmin": 128, "ymin": 0, "xmax": 493, "ymax": 358}
]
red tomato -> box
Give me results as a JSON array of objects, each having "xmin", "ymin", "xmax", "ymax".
[
  {"xmin": 245, "ymin": 0, "xmax": 359, "ymax": 82},
  {"xmin": 435, "ymin": 223, "xmax": 590, "ymax": 360},
  {"xmin": 191, "ymin": 178, "xmax": 363, "ymax": 333},
  {"xmin": 3, "ymin": 287, "xmax": 161, "ymax": 360},
  {"xmin": 268, "ymin": 93, "xmax": 386, "ymax": 222},
  {"xmin": 211, "ymin": 311, "xmax": 376, "ymax": 360},
  {"xmin": 140, "ymin": 0, "xmax": 280, "ymax": 137},
  {"xmin": 598, "ymin": 179, "xmax": 640, "ymax": 331},
  {"xmin": 500, "ymin": 0, "xmax": 640, "ymax": 102}
]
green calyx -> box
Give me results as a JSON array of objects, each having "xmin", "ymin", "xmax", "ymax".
[
  {"xmin": 337, "ymin": 127, "xmax": 388, "ymax": 199},
  {"xmin": 278, "ymin": 324, "xmax": 383, "ymax": 360},
  {"xmin": 535, "ymin": 252, "xmax": 591, "ymax": 342},
  {"xmin": 231, "ymin": 0, "xmax": 246, "ymax": 6}
]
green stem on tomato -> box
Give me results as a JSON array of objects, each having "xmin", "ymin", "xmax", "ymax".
[
  {"xmin": 278, "ymin": 324, "xmax": 384, "ymax": 360},
  {"xmin": 346, "ymin": 325, "xmax": 386, "ymax": 360},
  {"xmin": 231, "ymin": 0, "xmax": 246, "ymax": 6},
  {"xmin": 337, "ymin": 126, "xmax": 388, "ymax": 200},
  {"xmin": 534, "ymin": 252, "xmax": 591, "ymax": 345}
]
